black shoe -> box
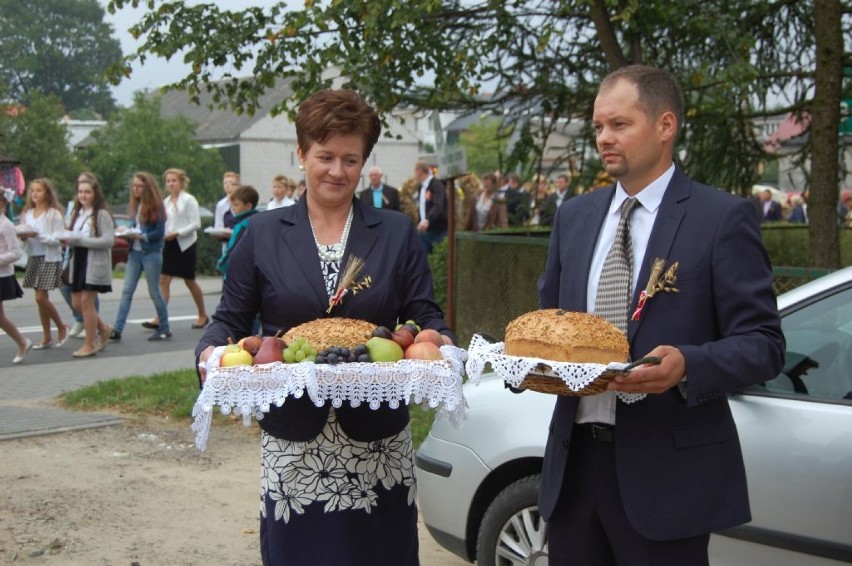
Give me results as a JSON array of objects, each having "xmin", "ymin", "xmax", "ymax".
[
  {"xmin": 108, "ymin": 329, "xmax": 122, "ymax": 342},
  {"xmin": 191, "ymin": 316, "xmax": 210, "ymax": 329},
  {"xmin": 141, "ymin": 321, "xmax": 158, "ymax": 329},
  {"xmin": 148, "ymin": 331, "xmax": 173, "ymax": 342}
]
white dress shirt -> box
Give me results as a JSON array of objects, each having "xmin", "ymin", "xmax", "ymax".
[
  {"xmin": 419, "ymin": 175, "xmax": 433, "ymax": 222},
  {"xmin": 577, "ymin": 164, "xmax": 674, "ymax": 425}
]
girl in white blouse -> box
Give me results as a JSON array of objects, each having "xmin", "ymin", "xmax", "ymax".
[
  {"xmin": 64, "ymin": 177, "xmax": 114, "ymax": 358},
  {"xmin": 0, "ymin": 190, "xmax": 31, "ymax": 363},
  {"xmin": 144, "ymin": 168, "xmax": 208, "ymax": 330},
  {"xmin": 20, "ymin": 178, "xmax": 69, "ymax": 349}
]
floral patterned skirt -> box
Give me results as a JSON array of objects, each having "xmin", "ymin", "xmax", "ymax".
[{"xmin": 259, "ymin": 409, "xmax": 419, "ymax": 565}]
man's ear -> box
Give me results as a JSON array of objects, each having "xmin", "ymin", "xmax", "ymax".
[{"xmin": 658, "ymin": 111, "xmax": 678, "ymax": 143}]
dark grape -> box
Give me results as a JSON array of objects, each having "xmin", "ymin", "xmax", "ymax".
[
  {"xmin": 316, "ymin": 354, "xmax": 327, "ymax": 364},
  {"xmin": 357, "ymin": 353, "xmax": 370, "ymax": 363},
  {"xmin": 327, "ymin": 352, "xmax": 339, "ymax": 364},
  {"xmin": 340, "ymin": 347, "xmax": 351, "ymax": 358}
]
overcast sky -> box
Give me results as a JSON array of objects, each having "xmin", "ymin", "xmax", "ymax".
[{"xmin": 102, "ymin": 0, "xmax": 284, "ymax": 107}]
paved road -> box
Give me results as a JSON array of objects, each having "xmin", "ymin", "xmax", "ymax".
[{"xmin": 0, "ymin": 275, "xmax": 224, "ymax": 439}]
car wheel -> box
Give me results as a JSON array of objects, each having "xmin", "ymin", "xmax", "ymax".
[{"xmin": 476, "ymin": 474, "xmax": 548, "ymax": 566}]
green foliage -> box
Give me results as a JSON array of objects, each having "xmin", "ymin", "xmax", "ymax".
[
  {"xmin": 196, "ymin": 216, "xmax": 221, "ymax": 276},
  {"xmin": 0, "ymin": 0, "xmax": 120, "ymax": 116},
  {"xmin": 459, "ymin": 116, "xmax": 511, "ymax": 176},
  {"xmin": 78, "ymin": 93, "xmax": 226, "ymax": 205},
  {"xmin": 0, "ymin": 93, "xmax": 81, "ymax": 199},
  {"xmin": 106, "ymin": 1, "xmax": 844, "ymax": 189},
  {"xmin": 427, "ymin": 238, "xmax": 449, "ymax": 315}
]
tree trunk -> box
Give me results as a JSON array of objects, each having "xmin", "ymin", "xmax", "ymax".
[{"xmin": 809, "ymin": 0, "xmax": 843, "ymax": 268}]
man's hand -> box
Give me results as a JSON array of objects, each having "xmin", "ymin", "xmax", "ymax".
[
  {"xmin": 417, "ymin": 219, "xmax": 429, "ymax": 233},
  {"xmin": 198, "ymin": 345, "xmax": 215, "ymax": 385},
  {"xmin": 607, "ymin": 345, "xmax": 685, "ymax": 394}
]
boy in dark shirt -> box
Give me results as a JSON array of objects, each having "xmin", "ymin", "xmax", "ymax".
[{"xmin": 217, "ymin": 185, "xmax": 260, "ymax": 276}]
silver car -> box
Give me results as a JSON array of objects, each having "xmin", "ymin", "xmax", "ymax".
[{"xmin": 416, "ymin": 267, "xmax": 852, "ymax": 565}]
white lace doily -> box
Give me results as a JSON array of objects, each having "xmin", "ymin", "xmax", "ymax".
[
  {"xmin": 465, "ymin": 334, "xmax": 645, "ymax": 403},
  {"xmin": 192, "ymin": 344, "xmax": 468, "ymax": 451}
]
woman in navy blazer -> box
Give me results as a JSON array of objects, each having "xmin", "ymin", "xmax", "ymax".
[{"xmin": 197, "ymin": 89, "xmax": 453, "ymax": 566}]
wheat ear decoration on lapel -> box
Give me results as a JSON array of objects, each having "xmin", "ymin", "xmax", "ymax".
[
  {"xmin": 644, "ymin": 258, "xmax": 666, "ymax": 298},
  {"xmin": 327, "ymin": 255, "xmax": 365, "ymax": 313}
]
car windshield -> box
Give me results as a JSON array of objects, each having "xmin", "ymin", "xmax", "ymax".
[{"xmin": 754, "ymin": 285, "xmax": 852, "ymax": 402}]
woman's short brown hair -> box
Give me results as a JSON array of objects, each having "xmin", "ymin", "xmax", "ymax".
[{"xmin": 295, "ymin": 89, "xmax": 381, "ymax": 160}]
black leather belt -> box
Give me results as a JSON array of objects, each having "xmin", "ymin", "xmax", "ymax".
[{"xmin": 575, "ymin": 423, "xmax": 616, "ymax": 444}]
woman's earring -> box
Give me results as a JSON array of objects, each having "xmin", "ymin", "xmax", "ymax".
[{"xmin": 298, "ymin": 163, "xmax": 304, "ymax": 171}]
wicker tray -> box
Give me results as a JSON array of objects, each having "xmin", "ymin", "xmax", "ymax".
[{"xmin": 520, "ymin": 356, "xmax": 661, "ymax": 396}]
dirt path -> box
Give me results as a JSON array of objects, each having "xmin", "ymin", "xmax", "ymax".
[{"xmin": 0, "ymin": 417, "xmax": 469, "ymax": 565}]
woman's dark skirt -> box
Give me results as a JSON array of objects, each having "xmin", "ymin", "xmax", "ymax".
[
  {"xmin": 0, "ymin": 275, "xmax": 23, "ymax": 301},
  {"xmin": 162, "ymin": 240, "xmax": 197, "ymax": 280},
  {"xmin": 68, "ymin": 248, "xmax": 112, "ymax": 293}
]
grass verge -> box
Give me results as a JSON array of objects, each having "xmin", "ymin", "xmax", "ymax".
[{"xmin": 59, "ymin": 368, "xmax": 437, "ymax": 448}]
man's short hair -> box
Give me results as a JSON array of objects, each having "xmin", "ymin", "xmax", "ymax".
[
  {"xmin": 414, "ymin": 161, "xmax": 432, "ymax": 175},
  {"xmin": 599, "ymin": 65, "xmax": 684, "ymax": 136},
  {"xmin": 223, "ymin": 171, "xmax": 240, "ymax": 181},
  {"xmin": 231, "ymin": 185, "xmax": 259, "ymax": 208}
]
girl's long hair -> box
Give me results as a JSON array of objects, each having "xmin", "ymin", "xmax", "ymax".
[
  {"xmin": 70, "ymin": 175, "xmax": 111, "ymax": 237},
  {"xmin": 130, "ymin": 172, "xmax": 165, "ymax": 225},
  {"xmin": 22, "ymin": 178, "xmax": 63, "ymax": 214}
]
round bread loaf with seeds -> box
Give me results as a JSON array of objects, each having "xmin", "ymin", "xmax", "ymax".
[
  {"xmin": 283, "ymin": 317, "xmax": 375, "ymax": 350},
  {"xmin": 504, "ymin": 309, "xmax": 628, "ymax": 364}
]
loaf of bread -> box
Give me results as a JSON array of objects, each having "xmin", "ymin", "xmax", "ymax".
[
  {"xmin": 504, "ymin": 309, "xmax": 628, "ymax": 364},
  {"xmin": 284, "ymin": 318, "xmax": 374, "ymax": 350}
]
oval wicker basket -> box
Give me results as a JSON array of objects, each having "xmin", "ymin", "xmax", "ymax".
[{"xmin": 519, "ymin": 357, "xmax": 661, "ymax": 396}]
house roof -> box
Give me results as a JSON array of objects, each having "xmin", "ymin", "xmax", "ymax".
[
  {"xmin": 154, "ymin": 78, "xmax": 296, "ymax": 143},
  {"xmin": 764, "ymin": 112, "xmax": 811, "ymax": 152}
]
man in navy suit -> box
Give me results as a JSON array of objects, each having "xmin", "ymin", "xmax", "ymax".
[
  {"xmin": 756, "ymin": 188, "xmax": 783, "ymax": 222},
  {"xmin": 413, "ymin": 160, "xmax": 447, "ymax": 254},
  {"xmin": 537, "ymin": 65, "xmax": 785, "ymax": 564}
]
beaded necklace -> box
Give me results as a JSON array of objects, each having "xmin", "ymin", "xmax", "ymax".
[{"xmin": 309, "ymin": 206, "xmax": 354, "ymax": 263}]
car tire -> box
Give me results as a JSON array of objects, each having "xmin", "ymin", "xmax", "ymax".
[{"xmin": 476, "ymin": 474, "xmax": 548, "ymax": 566}]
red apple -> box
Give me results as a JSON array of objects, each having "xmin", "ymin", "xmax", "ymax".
[
  {"xmin": 392, "ymin": 327, "xmax": 415, "ymax": 350},
  {"xmin": 404, "ymin": 341, "xmax": 443, "ymax": 361},
  {"xmin": 413, "ymin": 328, "xmax": 444, "ymax": 348},
  {"xmin": 237, "ymin": 335, "xmax": 263, "ymax": 356}
]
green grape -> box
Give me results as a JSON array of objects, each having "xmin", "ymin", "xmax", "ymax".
[
  {"xmin": 283, "ymin": 349, "xmax": 296, "ymax": 363},
  {"xmin": 295, "ymin": 349, "xmax": 305, "ymax": 362}
]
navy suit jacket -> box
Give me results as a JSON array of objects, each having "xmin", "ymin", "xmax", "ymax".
[
  {"xmin": 537, "ymin": 167, "xmax": 785, "ymax": 540},
  {"xmin": 415, "ymin": 177, "xmax": 448, "ymax": 234},
  {"xmin": 196, "ymin": 197, "xmax": 452, "ymax": 442}
]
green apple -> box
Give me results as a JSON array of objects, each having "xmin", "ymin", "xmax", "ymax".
[
  {"xmin": 220, "ymin": 340, "xmax": 254, "ymax": 367},
  {"xmin": 365, "ymin": 337, "xmax": 404, "ymax": 363}
]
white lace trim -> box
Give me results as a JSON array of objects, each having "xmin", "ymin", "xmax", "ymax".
[
  {"xmin": 465, "ymin": 334, "xmax": 645, "ymax": 403},
  {"xmin": 192, "ymin": 344, "xmax": 468, "ymax": 451}
]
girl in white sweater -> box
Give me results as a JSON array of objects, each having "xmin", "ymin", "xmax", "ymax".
[
  {"xmin": 0, "ymin": 189, "xmax": 31, "ymax": 363},
  {"xmin": 20, "ymin": 178, "xmax": 69, "ymax": 349}
]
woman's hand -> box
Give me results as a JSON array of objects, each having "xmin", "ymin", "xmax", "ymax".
[
  {"xmin": 198, "ymin": 346, "xmax": 215, "ymax": 384},
  {"xmin": 164, "ymin": 231, "xmax": 178, "ymax": 241}
]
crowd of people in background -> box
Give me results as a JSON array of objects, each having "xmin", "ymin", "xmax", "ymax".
[{"xmin": 1, "ymin": 155, "xmax": 828, "ymax": 364}]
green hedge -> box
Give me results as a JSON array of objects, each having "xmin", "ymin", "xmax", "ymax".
[{"xmin": 196, "ymin": 216, "xmax": 221, "ymax": 276}]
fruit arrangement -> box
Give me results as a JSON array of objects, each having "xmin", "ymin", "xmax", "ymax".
[{"xmin": 216, "ymin": 319, "xmax": 446, "ymax": 369}]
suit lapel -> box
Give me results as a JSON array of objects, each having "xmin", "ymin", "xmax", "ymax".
[
  {"xmin": 627, "ymin": 170, "xmax": 688, "ymax": 342},
  {"xmin": 280, "ymin": 199, "xmax": 330, "ymax": 309},
  {"xmin": 573, "ymin": 188, "xmax": 613, "ymax": 311}
]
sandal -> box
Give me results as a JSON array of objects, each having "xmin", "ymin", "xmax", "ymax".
[
  {"xmin": 56, "ymin": 324, "xmax": 70, "ymax": 348},
  {"xmin": 73, "ymin": 348, "xmax": 98, "ymax": 358},
  {"xmin": 97, "ymin": 326, "xmax": 111, "ymax": 352},
  {"xmin": 32, "ymin": 340, "xmax": 54, "ymax": 350},
  {"xmin": 191, "ymin": 316, "xmax": 210, "ymax": 329}
]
